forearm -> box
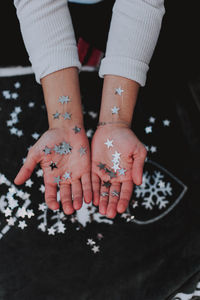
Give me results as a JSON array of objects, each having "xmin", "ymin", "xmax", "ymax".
[
  {"xmin": 99, "ymin": 75, "xmax": 139, "ymax": 127},
  {"xmin": 41, "ymin": 67, "xmax": 84, "ymax": 129}
]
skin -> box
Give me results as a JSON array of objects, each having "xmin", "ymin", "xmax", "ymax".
[
  {"xmin": 91, "ymin": 75, "xmax": 147, "ymax": 218},
  {"xmin": 14, "ymin": 67, "xmax": 92, "ymax": 213},
  {"xmin": 14, "ymin": 69, "xmax": 147, "ymax": 219}
]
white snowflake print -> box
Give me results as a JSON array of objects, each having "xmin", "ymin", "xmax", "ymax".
[{"xmin": 134, "ymin": 171, "xmax": 172, "ymax": 210}]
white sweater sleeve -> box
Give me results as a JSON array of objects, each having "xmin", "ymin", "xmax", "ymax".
[
  {"xmin": 99, "ymin": 0, "xmax": 165, "ymax": 86},
  {"xmin": 13, "ymin": 0, "xmax": 165, "ymax": 87},
  {"xmin": 13, "ymin": 0, "xmax": 81, "ymax": 84}
]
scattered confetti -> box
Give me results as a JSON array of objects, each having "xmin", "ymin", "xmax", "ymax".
[
  {"xmin": 73, "ymin": 125, "xmax": 81, "ymax": 134},
  {"xmin": 115, "ymin": 87, "xmax": 124, "ymax": 95},
  {"xmin": 53, "ymin": 111, "xmax": 60, "ymax": 119},
  {"xmin": 104, "ymin": 138, "xmax": 113, "ymax": 149},
  {"xmin": 43, "ymin": 146, "xmax": 51, "ymax": 155},
  {"xmin": 49, "ymin": 161, "xmax": 57, "ymax": 170},
  {"xmin": 63, "ymin": 172, "xmax": 71, "ymax": 180},
  {"xmin": 78, "ymin": 146, "xmax": 87, "ymax": 157},
  {"xmin": 145, "ymin": 126, "xmax": 152, "ymax": 134},
  {"xmin": 62, "ymin": 112, "xmax": 72, "ymax": 120},
  {"xmin": 58, "ymin": 96, "xmax": 71, "ymax": 104},
  {"xmin": 111, "ymin": 106, "xmax": 120, "ymax": 114}
]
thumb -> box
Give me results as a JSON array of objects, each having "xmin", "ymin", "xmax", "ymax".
[
  {"xmin": 14, "ymin": 150, "xmax": 38, "ymax": 185},
  {"xmin": 132, "ymin": 148, "xmax": 147, "ymax": 185}
]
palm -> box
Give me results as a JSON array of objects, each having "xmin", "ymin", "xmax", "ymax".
[
  {"xmin": 15, "ymin": 128, "xmax": 92, "ymax": 214},
  {"xmin": 91, "ymin": 125, "xmax": 147, "ymax": 218}
]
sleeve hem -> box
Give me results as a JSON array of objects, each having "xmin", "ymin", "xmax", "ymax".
[
  {"xmin": 98, "ymin": 56, "xmax": 149, "ymax": 87},
  {"xmin": 33, "ymin": 46, "xmax": 82, "ymax": 84}
]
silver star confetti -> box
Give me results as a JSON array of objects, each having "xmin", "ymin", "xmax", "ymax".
[
  {"xmin": 104, "ymin": 138, "xmax": 113, "ymax": 149},
  {"xmin": 145, "ymin": 126, "xmax": 152, "ymax": 134},
  {"xmin": 111, "ymin": 106, "xmax": 120, "ymax": 114},
  {"xmin": 62, "ymin": 112, "xmax": 72, "ymax": 120},
  {"xmin": 18, "ymin": 220, "xmax": 27, "ymax": 230},
  {"xmin": 102, "ymin": 181, "xmax": 111, "ymax": 188},
  {"xmin": 91, "ymin": 245, "xmax": 100, "ymax": 253},
  {"xmin": 73, "ymin": 126, "xmax": 81, "ymax": 134},
  {"xmin": 53, "ymin": 111, "xmax": 60, "ymax": 119},
  {"xmin": 49, "ymin": 161, "xmax": 57, "ymax": 170},
  {"xmin": 112, "ymin": 151, "xmax": 121, "ymax": 161},
  {"xmin": 101, "ymin": 192, "xmax": 109, "ymax": 197},
  {"xmin": 118, "ymin": 168, "xmax": 127, "ymax": 176},
  {"xmin": 58, "ymin": 96, "xmax": 71, "ymax": 104},
  {"xmin": 111, "ymin": 190, "xmax": 120, "ymax": 197},
  {"xmin": 63, "ymin": 172, "xmax": 71, "ymax": 180},
  {"xmin": 163, "ymin": 119, "xmax": 170, "ymax": 126},
  {"xmin": 43, "ymin": 146, "xmax": 51, "ymax": 155},
  {"xmin": 97, "ymin": 163, "xmax": 106, "ymax": 170},
  {"xmin": 115, "ymin": 87, "xmax": 124, "ymax": 95},
  {"xmin": 54, "ymin": 176, "xmax": 61, "ymax": 185},
  {"xmin": 79, "ymin": 146, "xmax": 87, "ymax": 157},
  {"xmin": 111, "ymin": 163, "xmax": 120, "ymax": 173}
]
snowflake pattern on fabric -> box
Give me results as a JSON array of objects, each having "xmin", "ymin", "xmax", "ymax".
[{"xmin": 135, "ymin": 170, "xmax": 172, "ymax": 210}]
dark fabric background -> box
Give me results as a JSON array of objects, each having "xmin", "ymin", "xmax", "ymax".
[{"xmin": 0, "ymin": 1, "xmax": 200, "ymax": 300}]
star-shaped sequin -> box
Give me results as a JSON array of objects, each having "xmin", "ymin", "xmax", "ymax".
[
  {"xmin": 163, "ymin": 119, "xmax": 170, "ymax": 126},
  {"xmin": 49, "ymin": 161, "xmax": 57, "ymax": 170},
  {"xmin": 111, "ymin": 190, "xmax": 120, "ymax": 197},
  {"xmin": 63, "ymin": 172, "xmax": 71, "ymax": 180},
  {"xmin": 53, "ymin": 111, "xmax": 60, "ymax": 119},
  {"xmin": 112, "ymin": 151, "xmax": 121, "ymax": 161},
  {"xmin": 111, "ymin": 106, "xmax": 120, "ymax": 114},
  {"xmin": 58, "ymin": 96, "xmax": 71, "ymax": 104},
  {"xmin": 91, "ymin": 245, "xmax": 100, "ymax": 253},
  {"xmin": 101, "ymin": 192, "xmax": 109, "ymax": 197},
  {"xmin": 54, "ymin": 176, "xmax": 61, "ymax": 185},
  {"xmin": 62, "ymin": 112, "xmax": 71, "ymax": 120},
  {"xmin": 97, "ymin": 163, "xmax": 106, "ymax": 170},
  {"xmin": 43, "ymin": 146, "xmax": 51, "ymax": 155},
  {"xmin": 118, "ymin": 168, "xmax": 127, "ymax": 176},
  {"xmin": 108, "ymin": 171, "xmax": 117, "ymax": 179},
  {"xmin": 73, "ymin": 126, "xmax": 81, "ymax": 134},
  {"xmin": 115, "ymin": 87, "xmax": 124, "ymax": 95},
  {"xmin": 102, "ymin": 181, "xmax": 111, "ymax": 188},
  {"xmin": 104, "ymin": 138, "xmax": 113, "ymax": 149},
  {"xmin": 79, "ymin": 146, "xmax": 87, "ymax": 157},
  {"xmin": 145, "ymin": 126, "xmax": 152, "ymax": 134},
  {"xmin": 112, "ymin": 163, "xmax": 120, "ymax": 173}
]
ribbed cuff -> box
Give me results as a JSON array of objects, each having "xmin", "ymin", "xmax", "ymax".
[
  {"xmin": 32, "ymin": 46, "xmax": 81, "ymax": 84},
  {"xmin": 98, "ymin": 56, "xmax": 149, "ymax": 87}
]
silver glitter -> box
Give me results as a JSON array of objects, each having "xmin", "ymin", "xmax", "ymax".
[
  {"xmin": 53, "ymin": 111, "xmax": 60, "ymax": 119},
  {"xmin": 79, "ymin": 146, "xmax": 87, "ymax": 157},
  {"xmin": 62, "ymin": 112, "xmax": 72, "ymax": 120},
  {"xmin": 43, "ymin": 146, "xmax": 51, "ymax": 155},
  {"xmin": 73, "ymin": 126, "xmax": 81, "ymax": 134},
  {"xmin": 58, "ymin": 96, "xmax": 71, "ymax": 104}
]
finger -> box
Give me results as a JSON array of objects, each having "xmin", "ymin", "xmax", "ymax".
[
  {"xmin": 106, "ymin": 183, "xmax": 121, "ymax": 219},
  {"xmin": 60, "ymin": 183, "xmax": 74, "ymax": 215},
  {"xmin": 14, "ymin": 151, "xmax": 37, "ymax": 185},
  {"xmin": 81, "ymin": 172, "xmax": 92, "ymax": 204},
  {"xmin": 117, "ymin": 181, "xmax": 133, "ymax": 213},
  {"xmin": 132, "ymin": 148, "xmax": 147, "ymax": 185},
  {"xmin": 71, "ymin": 179, "xmax": 83, "ymax": 210},
  {"xmin": 92, "ymin": 173, "xmax": 100, "ymax": 206},
  {"xmin": 99, "ymin": 181, "xmax": 110, "ymax": 215},
  {"xmin": 44, "ymin": 182, "xmax": 59, "ymax": 210}
]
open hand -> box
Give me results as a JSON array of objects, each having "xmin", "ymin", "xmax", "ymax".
[
  {"xmin": 14, "ymin": 127, "xmax": 92, "ymax": 214},
  {"xmin": 91, "ymin": 124, "xmax": 147, "ymax": 218}
]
